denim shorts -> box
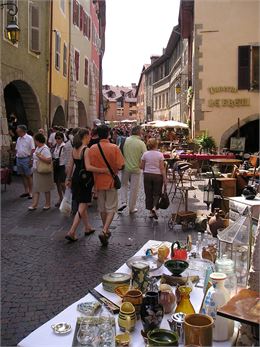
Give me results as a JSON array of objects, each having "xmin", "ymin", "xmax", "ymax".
[{"xmin": 16, "ymin": 157, "xmax": 32, "ymax": 176}]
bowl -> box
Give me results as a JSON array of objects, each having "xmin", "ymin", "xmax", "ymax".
[
  {"xmin": 114, "ymin": 285, "xmax": 130, "ymax": 298},
  {"xmin": 147, "ymin": 328, "xmax": 179, "ymax": 346},
  {"xmin": 164, "ymin": 259, "xmax": 189, "ymax": 276}
]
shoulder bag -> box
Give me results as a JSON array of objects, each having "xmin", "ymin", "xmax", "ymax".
[
  {"xmin": 98, "ymin": 143, "xmax": 121, "ymax": 190},
  {"xmin": 157, "ymin": 186, "xmax": 170, "ymax": 210},
  {"xmin": 36, "ymin": 147, "xmax": 53, "ymax": 174},
  {"xmin": 53, "ymin": 145, "xmax": 64, "ymax": 170},
  {"xmin": 78, "ymin": 147, "xmax": 94, "ymax": 187}
]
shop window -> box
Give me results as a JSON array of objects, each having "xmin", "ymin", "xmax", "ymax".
[
  {"xmin": 29, "ymin": 3, "xmax": 40, "ymax": 54},
  {"xmin": 55, "ymin": 31, "xmax": 61, "ymax": 70},
  {"xmin": 238, "ymin": 45, "xmax": 259, "ymax": 90}
]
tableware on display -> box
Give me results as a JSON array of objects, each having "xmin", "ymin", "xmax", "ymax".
[
  {"xmin": 159, "ymin": 284, "xmax": 176, "ymax": 314},
  {"xmin": 184, "ymin": 313, "xmax": 214, "ymax": 347},
  {"xmin": 187, "ymin": 257, "xmax": 214, "ymax": 287},
  {"xmin": 164, "ymin": 259, "xmax": 189, "ymax": 276},
  {"xmin": 140, "ymin": 291, "xmax": 164, "ymax": 335},
  {"xmin": 118, "ymin": 302, "xmax": 136, "ymax": 332},
  {"xmin": 201, "ymin": 272, "xmax": 234, "ymax": 341},
  {"xmin": 76, "ymin": 321, "xmax": 96, "ymax": 346},
  {"xmin": 131, "ymin": 262, "xmax": 150, "ymax": 293},
  {"xmin": 167, "ymin": 312, "xmax": 186, "ymax": 344},
  {"xmin": 77, "ymin": 302, "xmax": 101, "ymax": 316},
  {"xmin": 114, "ymin": 285, "xmax": 131, "ymax": 298},
  {"xmin": 147, "ymin": 328, "xmax": 179, "ymax": 346},
  {"xmin": 115, "ymin": 332, "xmax": 130, "ymax": 347},
  {"xmin": 102, "ymin": 273, "xmax": 131, "ymax": 293},
  {"xmin": 99, "ymin": 305, "xmax": 116, "ymax": 347},
  {"xmin": 89, "ymin": 289, "xmax": 120, "ymax": 314},
  {"xmin": 51, "ymin": 322, "xmax": 71, "ymax": 335},
  {"xmin": 215, "ymin": 255, "xmax": 237, "ymax": 296},
  {"xmin": 126, "ymin": 255, "xmax": 163, "ymax": 272},
  {"xmin": 171, "ymin": 241, "xmax": 188, "ymax": 260},
  {"xmin": 208, "ymin": 209, "xmax": 225, "ymax": 237},
  {"xmin": 175, "ymin": 286, "xmax": 195, "ymax": 315},
  {"xmin": 122, "ymin": 288, "xmax": 143, "ymax": 319},
  {"xmin": 158, "ymin": 244, "xmax": 170, "ymax": 263}
]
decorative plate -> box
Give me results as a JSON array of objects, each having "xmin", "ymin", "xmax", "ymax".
[
  {"xmin": 51, "ymin": 322, "xmax": 71, "ymax": 335},
  {"xmin": 126, "ymin": 256, "xmax": 163, "ymax": 272},
  {"xmin": 77, "ymin": 301, "xmax": 101, "ymax": 315}
]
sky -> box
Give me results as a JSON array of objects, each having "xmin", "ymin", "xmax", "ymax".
[{"xmin": 103, "ymin": 0, "xmax": 181, "ymax": 87}]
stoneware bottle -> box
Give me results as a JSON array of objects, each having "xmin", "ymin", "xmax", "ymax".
[{"xmin": 201, "ymin": 272, "xmax": 234, "ymax": 341}]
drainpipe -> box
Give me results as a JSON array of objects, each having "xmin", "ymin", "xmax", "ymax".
[
  {"xmin": 48, "ymin": 0, "xmax": 53, "ymax": 128},
  {"xmin": 67, "ymin": 0, "xmax": 71, "ymax": 126}
]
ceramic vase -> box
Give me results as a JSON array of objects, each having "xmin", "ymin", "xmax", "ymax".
[
  {"xmin": 201, "ymin": 272, "xmax": 234, "ymax": 341},
  {"xmin": 140, "ymin": 291, "xmax": 164, "ymax": 335},
  {"xmin": 123, "ymin": 289, "xmax": 143, "ymax": 319},
  {"xmin": 175, "ymin": 286, "xmax": 195, "ymax": 315},
  {"xmin": 132, "ymin": 262, "xmax": 150, "ymax": 293}
]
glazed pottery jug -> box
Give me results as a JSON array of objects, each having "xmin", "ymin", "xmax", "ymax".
[
  {"xmin": 132, "ymin": 262, "xmax": 150, "ymax": 293},
  {"xmin": 208, "ymin": 209, "xmax": 225, "ymax": 237},
  {"xmin": 123, "ymin": 289, "xmax": 143, "ymax": 319},
  {"xmin": 184, "ymin": 313, "xmax": 214, "ymax": 347},
  {"xmin": 171, "ymin": 241, "xmax": 188, "ymax": 260},
  {"xmin": 140, "ymin": 291, "xmax": 164, "ymax": 335},
  {"xmin": 158, "ymin": 244, "xmax": 170, "ymax": 263},
  {"xmin": 118, "ymin": 302, "xmax": 136, "ymax": 332},
  {"xmin": 201, "ymin": 272, "xmax": 234, "ymax": 341},
  {"xmin": 159, "ymin": 284, "xmax": 175, "ymax": 314},
  {"xmin": 175, "ymin": 286, "xmax": 195, "ymax": 315}
]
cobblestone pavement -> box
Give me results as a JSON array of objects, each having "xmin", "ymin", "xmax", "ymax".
[{"xmin": 1, "ymin": 175, "xmax": 207, "ymax": 346}]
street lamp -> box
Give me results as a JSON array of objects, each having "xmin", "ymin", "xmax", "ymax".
[
  {"xmin": 203, "ymin": 179, "xmax": 215, "ymax": 210},
  {"xmin": 1, "ymin": 2, "xmax": 20, "ymax": 45},
  {"xmin": 175, "ymin": 82, "xmax": 181, "ymax": 95}
]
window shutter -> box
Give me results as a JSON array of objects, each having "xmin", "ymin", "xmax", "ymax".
[
  {"xmin": 88, "ymin": 16, "xmax": 91, "ymax": 40},
  {"xmin": 55, "ymin": 32, "xmax": 61, "ymax": 70},
  {"xmin": 75, "ymin": 51, "xmax": 80, "ymax": 81},
  {"xmin": 30, "ymin": 4, "xmax": 40, "ymax": 53},
  {"xmin": 80, "ymin": 5, "xmax": 84, "ymax": 31},
  {"xmin": 73, "ymin": 0, "xmax": 77, "ymax": 25},
  {"xmin": 238, "ymin": 46, "xmax": 250, "ymax": 90},
  {"xmin": 63, "ymin": 44, "xmax": 67, "ymax": 76},
  {"xmin": 84, "ymin": 58, "xmax": 89, "ymax": 85}
]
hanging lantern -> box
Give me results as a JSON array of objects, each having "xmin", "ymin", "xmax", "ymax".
[
  {"xmin": 5, "ymin": 17, "xmax": 20, "ymax": 44},
  {"xmin": 203, "ymin": 179, "xmax": 215, "ymax": 210},
  {"xmin": 175, "ymin": 82, "xmax": 181, "ymax": 95}
]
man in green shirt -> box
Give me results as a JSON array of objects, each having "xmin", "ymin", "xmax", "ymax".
[{"xmin": 118, "ymin": 126, "xmax": 147, "ymax": 214}]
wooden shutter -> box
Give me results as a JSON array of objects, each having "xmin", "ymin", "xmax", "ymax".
[
  {"xmin": 63, "ymin": 44, "xmax": 67, "ymax": 76},
  {"xmin": 238, "ymin": 46, "xmax": 250, "ymax": 90},
  {"xmin": 30, "ymin": 3, "xmax": 40, "ymax": 53},
  {"xmin": 83, "ymin": 12, "xmax": 87, "ymax": 36},
  {"xmin": 252, "ymin": 46, "xmax": 259, "ymax": 90},
  {"xmin": 80, "ymin": 5, "xmax": 84, "ymax": 31},
  {"xmin": 73, "ymin": 0, "xmax": 77, "ymax": 25},
  {"xmin": 88, "ymin": 16, "xmax": 91, "ymax": 40},
  {"xmin": 84, "ymin": 58, "xmax": 89, "ymax": 85},
  {"xmin": 55, "ymin": 32, "xmax": 61, "ymax": 69},
  {"xmin": 75, "ymin": 50, "xmax": 80, "ymax": 81}
]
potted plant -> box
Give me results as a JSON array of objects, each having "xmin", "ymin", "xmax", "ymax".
[{"xmin": 196, "ymin": 133, "xmax": 216, "ymax": 153}]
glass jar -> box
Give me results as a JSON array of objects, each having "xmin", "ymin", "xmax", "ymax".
[{"xmin": 215, "ymin": 255, "xmax": 237, "ymax": 297}]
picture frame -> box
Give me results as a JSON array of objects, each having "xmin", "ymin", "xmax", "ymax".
[{"xmin": 230, "ymin": 137, "xmax": 246, "ymax": 151}]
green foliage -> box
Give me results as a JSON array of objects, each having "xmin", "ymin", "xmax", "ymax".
[{"xmin": 195, "ymin": 134, "xmax": 216, "ymax": 149}]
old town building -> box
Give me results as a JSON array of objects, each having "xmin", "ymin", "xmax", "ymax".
[
  {"xmin": 135, "ymin": 64, "xmax": 150, "ymax": 122},
  {"xmin": 103, "ymin": 84, "xmax": 137, "ymax": 122}
]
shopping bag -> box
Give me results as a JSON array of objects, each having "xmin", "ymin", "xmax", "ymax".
[{"xmin": 59, "ymin": 188, "xmax": 72, "ymax": 215}]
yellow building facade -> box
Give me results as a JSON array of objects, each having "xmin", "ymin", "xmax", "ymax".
[{"xmin": 50, "ymin": 0, "xmax": 70, "ymax": 126}]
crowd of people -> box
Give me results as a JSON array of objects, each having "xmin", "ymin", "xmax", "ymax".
[{"xmin": 14, "ymin": 121, "xmax": 168, "ymax": 246}]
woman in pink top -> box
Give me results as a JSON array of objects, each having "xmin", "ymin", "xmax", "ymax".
[{"xmin": 141, "ymin": 138, "xmax": 167, "ymax": 219}]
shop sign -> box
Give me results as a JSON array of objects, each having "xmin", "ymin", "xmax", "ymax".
[
  {"xmin": 208, "ymin": 86, "xmax": 238, "ymax": 94},
  {"xmin": 208, "ymin": 98, "xmax": 250, "ymax": 107}
]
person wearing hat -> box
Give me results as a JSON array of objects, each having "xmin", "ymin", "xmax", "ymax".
[{"xmin": 15, "ymin": 125, "xmax": 35, "ymax": 198}]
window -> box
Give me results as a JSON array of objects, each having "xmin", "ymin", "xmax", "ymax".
[
  {"xmin": 73, "ymin": 0, "xmax": 79, "ymax": 27},
  {"xmin": 55, "ymin": 31, "xmax": 61, "ymax": 70},
  {"xmin": 162, "ymin": 94, "xmax": 165, "ymax": 109},
  {"xmin": 166, "ymin": 92, "xmax": 169, "ymax": 106},
  {"xmin": 159, "ymin": 95, "xmax": 161, "ymax": 109},
  {"xmin": 29, "ymin": 3, "xmax": 40, "ymax": 53},
  {"xmin": 155, "ymin": 97, "xmax": 158, "ymax": 110},
  {"xmin": 238, "ymin": 46, "xmax": 259, "ymax": 90},
  {"xmin": 84, "ymin": 58, "xmax": 89, "ymax": 86},
  {"xmin": 60, "ymin": 0, "xmax": 65, "ymax": 14},
  {"xmin": 63, "ymin": 43, "xmax": 67, "ymax": 76},
  {"xmin": 74, "ymin": 50, "xmax": 80, "ymax": 81}
]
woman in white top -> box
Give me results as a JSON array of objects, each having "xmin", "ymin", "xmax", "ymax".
[
  {"xmin": 29, "ymin": 133, "xmax": 54, "ymax": 210},
  {"xmin": 52, "ymin": 132, "xmax": 66, "ymax": 207},
  {"xmin": 141, "ymin": 138, "xmax": 167, "ymax": 219}
]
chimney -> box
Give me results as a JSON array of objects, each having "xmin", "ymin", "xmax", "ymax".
[
  {"xmin": 131, "ymin": 83, "xmax": 136, "ymax": 89},
  {"xmin": 150, "ymin": 55, "xmax": 160, "ymax": 64},
  {"xmin": 162, "ymin": 48, "xmax": 166, "ymax": 55}
]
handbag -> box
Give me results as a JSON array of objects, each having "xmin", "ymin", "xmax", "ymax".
[
  {"xmin": 36, "ymin": 147, "xmax": 53, "ymax": 174},
  {"xmin": 53, "ymin": 145, "xmax": 64, "ymax": 170},
  {"xmin": 78, "ymin": 147, "xmax": 94, "ymax": 187},
  {"xmin": 98, "ymin": 143, "xmax": 121, "ymax": 190},
  {"xmin": 157, "ymin": 186, "xmax": 170, "ymax": 209}
]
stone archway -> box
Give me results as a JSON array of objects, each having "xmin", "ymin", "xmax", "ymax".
[
  {"xmin": 78, "ymin": 101, "xmax": 88, "ymax": 127},
  {"xmin": 220, "ymin": 114, "xmax": 260, "ymax": 151},
  {"xmin": 52, "ymin": 105, "xmax": 66, "ymax": 127},
  {"xmin": 4, "ymin": 80, "xmax": 41, "ymax": 132}
]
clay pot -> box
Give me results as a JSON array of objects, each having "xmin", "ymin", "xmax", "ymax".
[{"xmin": 208, "ymin": 209, "xmax": 225, "ymax": 237}]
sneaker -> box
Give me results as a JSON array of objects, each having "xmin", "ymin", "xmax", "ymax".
[
  {"xmin": 118, "ymin": 204, "xmax": 127, "ymax": 213},
  {"xmin": 129, "ymin": 208, "xmax": 138, "ymax": 214}
]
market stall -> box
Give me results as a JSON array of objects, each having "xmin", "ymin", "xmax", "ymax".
[{"xmin": 18, "ymin": 238, "xmax": 260, "ymax": 347}]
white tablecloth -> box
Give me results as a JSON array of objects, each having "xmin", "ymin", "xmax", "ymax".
[{"xmin": 18, "ymin": 240, "xmax": 232, "ymax": 347}]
